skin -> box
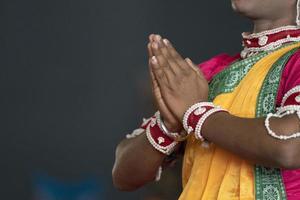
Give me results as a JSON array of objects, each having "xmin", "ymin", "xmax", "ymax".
[{"xmin": 112, "ymin": 0, "xmax": 300, "ymax": 191}]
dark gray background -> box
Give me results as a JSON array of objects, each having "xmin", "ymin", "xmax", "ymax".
[{"xmin": 1, "ymin": 0, "xmax": 250, "ymax": 199}]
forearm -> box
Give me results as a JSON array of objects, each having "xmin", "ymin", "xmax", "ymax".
[
  {"xmin": 202, "ymin": 111, "xmax": 300, "ymax": 168},
  {"xmin": 112, "ymin": 132, "xmax": 169, "ymax": 191}
]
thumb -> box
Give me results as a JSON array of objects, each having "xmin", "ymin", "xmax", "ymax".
[{"xmin": 185, "ymin": 58, "xmax": 206, "ymax": 79}]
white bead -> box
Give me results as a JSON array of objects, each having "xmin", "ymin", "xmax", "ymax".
[
  {"xmin": 187, "ymin": 126, "xmax": 194, "ymax": 134},
  {"xmin": 240, "ymin": 25, "xmax": 300, "ymax": 58},
  {"xmin": 145, "ymin": 122, "xmax": 178, "ymax": 155},
  {"xmin": 182, "ymin": 102, "xmax": 214, "ymax": 133},
  {"xmin": 243, "ymin": 25, "xmax": 300, "ymax": 40},
  {"xmin": 296, "ymin": 95, "xmax": 300, "ymax": 103},
  {"xmin": 258, "ymin": 35, "xmax": 269, "ymax": 46},
  {"xmin": 194, "ymin": 107, "xmax": 226, "ymax": 141},
  {"xmin": 126, "ymin": 128, "xmax": 145, "ymax": 139},
  {"xmin": 265, "ymin": 108, "xmax": 300, "ymax": 140},
  {"xmin": 281, "ymin": 85, "xmax": 300, "ymax": 106},
  {"xmin": 194, "ymin": 107, "xmax": 206, "ymax": 115},
  {"xmin": 158, "ymin": 137, "xmax": 165, "ymax": 144}
]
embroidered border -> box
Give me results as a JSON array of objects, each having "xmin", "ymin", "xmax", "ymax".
[
  {"xmin": 254, "ymin": 48, "xmax": 299, "ymax": 200},
  {"xmin": 208, "ymin": 42, "xmax": 299, "ymax": 102},
  {"xmin": 208, "ymin": 52, "xmax": 267, "ymax": 101}
]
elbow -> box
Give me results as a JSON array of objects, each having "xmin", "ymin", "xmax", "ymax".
[
  {"xmin": 112, "ymin": 167, "xmax": 152, "ymax": 192},
  {"xmin": 275, "ymin": 142, "xmax": 300, "ymax": 169},
  {"xmin": 112, "ymin": 166, "xmax": 141, "ymax": 191},
  {"xmin": 112, "ymin": 147, "xmax": 150, "ymax": 191}
]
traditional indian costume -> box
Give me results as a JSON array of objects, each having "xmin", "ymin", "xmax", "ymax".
[{"xmin": 180, "ymin": 28, "xmax": 300, "ymax": 200}]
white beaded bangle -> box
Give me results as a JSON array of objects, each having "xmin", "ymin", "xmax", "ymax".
[
  {"xmin": 194, "ymin": 107, "xmax": 225, "ymax": 141},
  {"xmin": 126, "ymin": 128, "xmax": 145, "ymax": 139},
  {"xmin": 155, "ymin": 112, "xmax": 189, "ymax": 141},
  {"xmin": 265, "ymin": 108, "xmax": 300, "ymax": 140},
  {"xmin": 280, "ymin": 86, "xmax": 300, "ymax": 107},
  {"xmin": 182, "ymin": 102, "xmax": 215, "ymax": 134},
  {"xmin": 145, "ymin": 123, "xmax": 178, "ymax": 155}
]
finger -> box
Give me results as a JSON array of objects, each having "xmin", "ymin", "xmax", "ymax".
[
  {"xmin": 149, "ymin": 61, "xmax": 161, "ymax": 109},
  {"xmin": 149, "ymin": 59, "xmax": 159, "ymax": 90},
  {"xmin": 147, "ymin": 42, "xmax": 153, "ymax": 58},
  {"xmin": 149, "ymin": 34, "xmax": 155, "ymax": 42},
  {"xmin": 162, "ymin": 38, "xmax": 190, "ymax": 70},
  {"xmin": 151, "ymin": 35, "xmax": 170, "ymax": 71},
  {"xmin": 185, "ymin": 58, "xmax": 206, "ymax": 80},
  {"xmin": 150, "ymin": 55, "xmax": 167, "ymax": 85},
  {"xmin": 185, "ymin": 57, "xmax": 198, "ymax": 73},
  {"xmin": 151, "ymin": 41, "xmax": 174, "ymax": 83},
  {"xmin": 154, "ymin": 36, "xmax": 182, "ymax": 75}
]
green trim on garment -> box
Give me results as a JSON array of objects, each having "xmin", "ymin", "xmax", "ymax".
[
  {"xmin": 208, "ymin": 42, "xmax": 300, "ymax": 102},
  {"xmin": 208, "ymin": 52, "xmax": 267, "ymax": 102},
  {"xmin": 254, "ymin": 48, "xmax": 299, "ymax": 200}
]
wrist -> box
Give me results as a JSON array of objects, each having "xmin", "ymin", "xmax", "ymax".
[
  {"xmin": 182, "ymin": 102, "xmax": 228, "ymax": 143},
  {"xmin": 146, "ymin": 114, "xmax": 178, "ymax": 155},
  {"xmin": 163, "ymin": 120, "xmax": 182, "ymax": 133},
  {"xmin": 155, "ymin": 112, "xmax": 188, "ymax": 142},
  {"xmin": 201, "ymin": 111, "xmax": 229, "ymax": 140}
]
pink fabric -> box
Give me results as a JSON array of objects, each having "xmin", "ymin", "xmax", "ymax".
[
  {"xmin": 198, "ymin": 53, "xmax": 240, "ymax": 82},
  {"xmin": 282, "ymin": 170, "xmax": 300, "ymax": 200},
  {"xmin": 277, "ymin": 50, "xmax": 300, "ymax": 106},
  {"xmin": 197, "ymin": 50, "xmax": 300, "ymax": 200},
  {"xmin": 278, "ymin": 50, "xmax": 300, "ymax": 200}
]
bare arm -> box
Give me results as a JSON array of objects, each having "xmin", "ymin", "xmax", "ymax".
[
  {"xmin": 202, "ymin": 111, "xmax": 300, "ymax": 169},
  {"xmin": 112, "ymin": 132, "xmax": 165, "ymax": 191},
  {"xmin": 112, "ymin": 34, "xmax": 185, "ymax": 191},
  {"xmin": 148, "ymin": 34, "xmax": 300, "ymax": 169}
]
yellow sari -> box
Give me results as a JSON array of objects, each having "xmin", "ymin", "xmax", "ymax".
[{"xmin": 179, "ymin": 42, "xmax": 300, "ymax": 200}]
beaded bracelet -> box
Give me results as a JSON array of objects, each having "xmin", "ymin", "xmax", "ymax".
[
  {"xmin": 265, "ymin": 107, "xmax": 300, "ymax": 140},
  {"xmin": 182, "ymin": 102, "xmax": 215, "ymax": 134},
  {"xmin": 145, "ymin": 116, "xmax": 178, "ymax": 155},
  {"xmin": 155, "ymin": 111, "xmax": 189, "ymax": 142},
  {"xmin": 125, "ymin": 114, "xmax": 173, "ymax": 181},
  {"xmin": 182, "ymin": 102, "xmax": 227, "ymax": 142},
  {"xmin": 265, "ymin": 86, "xmax": 300, "ymax": 140}
]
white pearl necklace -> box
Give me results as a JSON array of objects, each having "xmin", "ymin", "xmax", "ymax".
[
  {"xmin": 241, "ymin": 25, "xmax": 300, "ymax": 58},
  {"xmin": 242, "ymin": 26, "xmax": 300, "ymax": 40}
]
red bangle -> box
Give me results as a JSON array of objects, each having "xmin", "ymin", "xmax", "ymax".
[{"xmin": 145, "ymin": 115, "xmax": 178, "ymax": 155}]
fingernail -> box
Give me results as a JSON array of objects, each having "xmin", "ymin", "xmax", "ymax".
[
  {"xmin": 155, "ymin": 35, "xmax": 161, "ymax": 41},
  {"xmin": 149, "ymin": 35, "xmax": 152, "ymax": 41},
  {"xmin": 186, "ymin": 58, "xmax": 192, "ymax": 65},
  {"xmin": 149, "ymin": 34, "xmax": 155, "ymax": 41},
  {"xmin": 152, "ymin": 42, "xmax": 158, "ymax": 49},
  {"xmin": 151, "ymin": 56, "xmax": 158, "ymax": 64},
  {"xmin": 163, "ymin": 39, "xmax": 169, "ymax": 45}
]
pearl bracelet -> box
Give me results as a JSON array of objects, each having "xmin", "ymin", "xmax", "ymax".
[
  {"xmin": 182, "ymin": 102, "xmax": 215, "ymax": 134},
  {"xmin": 194, "ymin": 107, "xmax": 226, "ymax": 141},
  {"xmin": 182, "ymin": 102, "xmax": 227, "ymax": 143},
  {"xmin": 155, "ymin": 111, "xmax": 189, "ymax": 142},
  {"xmin": 145, "ymin": 117, "xmax": 178, "ymax": 155},
  {"xmin": 265, "ymin": 106, "xmax": 300, "ymax": 140}
]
